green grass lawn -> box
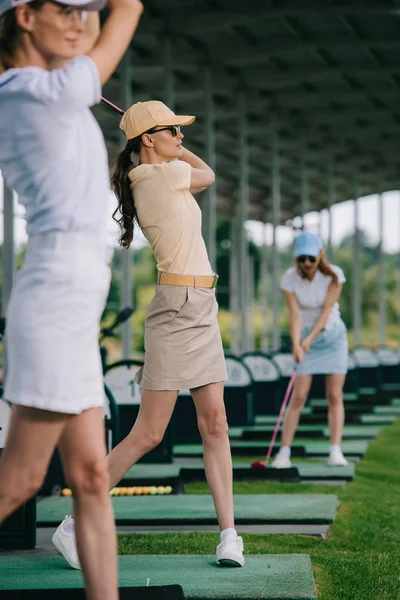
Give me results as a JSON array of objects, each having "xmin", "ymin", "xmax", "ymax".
[{"xmin": 118, "ymin": 418, "xmax": 400, "ymax": 600}]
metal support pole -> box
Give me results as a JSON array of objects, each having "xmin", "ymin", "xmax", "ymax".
[
  {"xmin": 327, "ymin": 161, "xmax": 335, "ymax": 262},
  {"xmin": 353, "ymin": 170, "xmax": 362, "ymax": 347},
  {"xmin": 203, "ymin": 69, "xmax": 217, "ymax": 268},
  {"xmin": 378, "ymin": 192, "xmax": 386, "ymax": 346},
  {"xmin": 248, "ymin": 254, "xmax": 255, "ymax": 351},
  {"xmin": 316, "ymin": 211, "xmax": 322, "ymax": 238},
  {"xmin": 164, "ymin": 37, "xmax": 175, "ymax": 110},
  {"xmin": 238, "ymin": 92, "xmax": 250, "ymax": 354},
  {"xmin": 272, "ymin": 126, "xmax": 281, "ymax": 352},
  {"xmin": 120, "ymin": 55, "xmax": 133, "ymax": 359},
  {"xmin": 260, "ymin": 223, "xmax": 269, "ymax": 353},
  {"xmin": 300, "ymin": 139, "xmax": 309, "ymax": 229},
  {"xmin": 2, "ymin": 181, "xmax": 15, "ymax": 315},
  {"xmin": 396, "ymin": 190, "xmax": 400, "ymax": 344},
  {"xmin": 229, "ymin": 213, "xmax": 240, "ymax": 354}
]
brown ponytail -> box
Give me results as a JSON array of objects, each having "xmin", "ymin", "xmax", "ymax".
[
  {"xmin": 111, "ymin": 137, "xmax": 142, "ymax": 248},
  {"xmin": 0, "ymin": 10, "xmax": 20, "ymax": 72},
  {"xmin": 318, "ymin": 251, "xmax": 339, "ymax": 284}
]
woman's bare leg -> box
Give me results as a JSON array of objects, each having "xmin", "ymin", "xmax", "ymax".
[
  {"xmin": 191, "ymin": 382, "xmax": 234, "ymax": 532},
  {"xmin": 0, "ymin": 406, "xmax": 118, "ymax": 600},
  {"xmin": 280, "ymin": 375, "xmax": 313, "ymax": 447},
  {"xmin": 106, "ymin": 390, "xmax": 178, "ymax": 489},
  {"xmin": 0, "ymin": 406, "xmax": 67, "ymax": 523},
  {"xmin": 325, "ymin": 374, "xmax": 346, "ymax": 445},
  {"xmin": 58, "ymin": 408, "xmax": 118, "ymax": 600}
]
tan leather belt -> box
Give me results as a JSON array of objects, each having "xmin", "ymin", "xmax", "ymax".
[{"xmin": 158, "ymin": 272, "xmax": 219, "ymax": 289}]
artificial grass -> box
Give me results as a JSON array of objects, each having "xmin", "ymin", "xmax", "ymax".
[
  {"xmin": 118, "ymin": 418, "xmax": 400, "ymax": 600},
  {"xmin": 37, "ymin": 493, "xmax": 339, "ymax": 525},
  {"xmin": 0, "ymin": 555, "xmax": 317, "ymax": 600}
]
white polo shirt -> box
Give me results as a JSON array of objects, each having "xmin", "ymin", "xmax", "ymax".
[
  {"xmin": 280, "ymin": 265, "xmax": 346, "ymax": 330},
  {"xmin": 0, "ymin": 56, "xmax": 109, "ymax": 243}
]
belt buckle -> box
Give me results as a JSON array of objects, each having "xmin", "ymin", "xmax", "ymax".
[{"xmin": 212, "ymin": 274, "xmax": 219, "ymax": 289}]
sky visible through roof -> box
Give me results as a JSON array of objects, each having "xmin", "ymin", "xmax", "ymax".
[{"xmin": 0, "ymin": 171, "xmax": 399, "ymax": 254}]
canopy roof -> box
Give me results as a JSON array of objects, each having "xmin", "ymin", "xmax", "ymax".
[{"xmin": 94, "ymin": 0, "xmax": 400, "ymax": 223}]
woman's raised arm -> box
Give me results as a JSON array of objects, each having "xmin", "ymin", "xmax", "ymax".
[{"xmin": 88, "ymin": 0, "xmax": 143, "ymax": 85}]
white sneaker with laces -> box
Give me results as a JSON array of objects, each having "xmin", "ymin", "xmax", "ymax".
[
  {"xmin": 216, "ymin": 535, "xmax": 244, "ymax": 567},
  {"xmin": 271, "ymin": 451, "xmax": 292, "ymax": 469},
  {"xmin": 52, "ymin": 516, "xmax": 81, "ymax": 570},
  {"xmin": 328, "ymin": 449, "xmax": 348, "ymax": 467}
]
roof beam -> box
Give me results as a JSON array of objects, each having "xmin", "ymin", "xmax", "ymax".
[
  {"xmin": 137, "ymin": 35, "xmax": 400, "ymax": 68},
  {"xmin": 138, "ymin": 3, "xmax": 400, "ymax": 36}
]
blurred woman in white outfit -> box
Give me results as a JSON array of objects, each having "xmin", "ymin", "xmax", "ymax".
[
  {"xmin": 0, "ymin": 1, "xmax": 142, "ymax": 597},
  {"xmin": 273, "ymin": 232, "xmax": 349, "ymax": 469}
]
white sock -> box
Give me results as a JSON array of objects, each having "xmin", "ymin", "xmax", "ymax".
[
  {"xmin": 220, "ymin": 528, "xmax": 237, "ymax": 541},
  {"xmin": 330, "ymin": 444, "xmax": 341, "ymax": 454},
  {"xmin": 279, "ymin": 446, "xmax": 291, "ymax": 458},
  {"xmin": 63, "ymin": 516, "xmax": 75, "ymax": 535}
]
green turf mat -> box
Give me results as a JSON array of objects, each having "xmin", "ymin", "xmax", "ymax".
[
  {"xmin": 179, "ymin": 462, "xmax": 355, "ymax": 482},
  {"xmin": 360, "ymin": 414, "xmax": 396, "ymax": 424},
  {"xmin": 310, "ymin": 393, "xmax": 359, "ymax": 405},
  {"xmin": 295, "ymin": 462, "xmax": 355, "ymax": 480},
  {"xmin": 256, "ymin": 408, "xmax": 312, "ymax": 425},
  {"xmin": 38, "ymin": 494, "xmax": 339, "ymax": 525},
  {"xmin": 381, "ymin": 384, "xmax": 400, "ymax": 392},
  {"xmin": 0, "ymin": 555, "xmax": 317, "ymax": 599},
  {"xmin": 230, "ymin": 425, "xmax": 381, "ymax": 440},
  {"xmin": 374, "ymin": 406, "xmax": 400, "ymax": 415},
  {"xmin": 359, "ymin": 387, "xmax": 377, "ymax": 396},
  {"xmin": 174, "ymin": 441, "xmax": 368, "ymax": 458},
  {"xmin": 125, "ymin": 459, "xmax": 354, "ymax": 481},
  {"xmin": 121, "ymin": 464, "xmax": 181, "ymax": 479}
]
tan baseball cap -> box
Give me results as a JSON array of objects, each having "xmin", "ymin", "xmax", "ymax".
[{"xmin": 120, "ymin": 101, "xmax": 195, "ymax": 140}]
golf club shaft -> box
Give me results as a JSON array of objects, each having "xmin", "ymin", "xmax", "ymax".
[
  {"xmin": 101, "ymin": 96, "xmax": 125, "ymax": 115},
  {"xmin": 265, "ymin": 370, "xmax": 296, "ymax": 464}
]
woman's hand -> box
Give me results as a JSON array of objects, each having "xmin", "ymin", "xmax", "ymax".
[
  {"xmin": 293, "ymin": 345, "xmax": 305, "ymax": 364},
  {"xmin": 300, "ymin": 336, "xmax": 313, "ymax": 353}
]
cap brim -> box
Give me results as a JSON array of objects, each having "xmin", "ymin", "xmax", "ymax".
[
  {"xmin": 58, "ymin": 0, "xmax": 107, "ymax": 10},
  {"xmin": 294, "ymin": 248, "xmax": 320, "ymax": 257},
  {"xmin": 159, "ymin": 115, "xmax": 196, "ymax": 127}
]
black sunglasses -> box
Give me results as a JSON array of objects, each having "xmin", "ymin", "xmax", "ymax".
[
  {"xmin": 148, "ymin": 125, "xmax": 181, "ymax": 137},
  {"xmin": 297, "ymin": 255, "xmax": 317, "ymax": 264}
]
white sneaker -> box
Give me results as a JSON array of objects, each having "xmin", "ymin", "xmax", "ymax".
[
  {"xmin": 328, "ymin": 449, "xmax": 348, "ymax": 467},
  {"xmin": 216, "ymin": 535, "xmax": 244, "ymax": 567},
  {"xmin": 52, "ymin": 516, "xmax": 81, "ymax": 570},
  {"xmin": 271, "ymin": 451, "xmax": 292, "ymax": 469}
]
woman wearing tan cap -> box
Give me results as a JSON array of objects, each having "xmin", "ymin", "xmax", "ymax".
[
  {"xmin": 0, "ymin": 0, "xmax": 142, "ymax": 597},
  {"xmin": 55, "ymin": 100, "xmax": 245, "ymax": 569}
]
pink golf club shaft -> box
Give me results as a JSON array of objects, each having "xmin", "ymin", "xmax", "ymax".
[
  {"xmin": 264, "ymin": 371, "xmax": 296, "ymax": 466},
  {"xmin": 101, "ymin": 96, "xmax": 125, "ymax": 115}
]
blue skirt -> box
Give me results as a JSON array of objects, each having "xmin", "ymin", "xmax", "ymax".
[{"xmin": 297, "ymin": 319, "xmax": 348, "ymax": 375}]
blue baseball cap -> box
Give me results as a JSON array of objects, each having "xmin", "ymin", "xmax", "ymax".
[
  {"xmin": 0, "ymin": 0, "xmax": 106, "ymax": 17},
  {"xmin": 293, "ymin": 231, "xmax": 323, "ymax": 257}
]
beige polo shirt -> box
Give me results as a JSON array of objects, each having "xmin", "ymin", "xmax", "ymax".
[{"xmin": 129, "ymin": 160, "xmax": 213, "ymax": 276}]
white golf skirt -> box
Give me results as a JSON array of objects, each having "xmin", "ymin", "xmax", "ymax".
[{"xmin": 4, "ymin": 231, "xmax": 111, "ymax": 415}]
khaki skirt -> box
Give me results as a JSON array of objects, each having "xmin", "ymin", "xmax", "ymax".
[{"xmin": 135, "ymin": 284, "xmax": 228, "ymax": 390}]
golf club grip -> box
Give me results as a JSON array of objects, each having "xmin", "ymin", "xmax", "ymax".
[{"xmin": 112, "ymin": 306, "xmax": 134, "ymax": 329}]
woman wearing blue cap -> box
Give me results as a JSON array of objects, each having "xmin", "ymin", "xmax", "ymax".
[
  {"xmin": 273, "ymin": 231, "xmax": 349, "ymax": 468},
  {"xmin": 0, "ymin": 0, "xmax": 142, "ymax": 597}
]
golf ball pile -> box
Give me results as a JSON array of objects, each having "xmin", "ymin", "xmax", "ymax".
[{"xmin": 61, "ymin": 486, "xmax": 173, "ymax": 497}]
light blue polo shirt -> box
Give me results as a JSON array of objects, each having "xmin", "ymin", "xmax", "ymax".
[{"xmin": 0, "ymin": 55, "xmax": 110, "ymax": 243}]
